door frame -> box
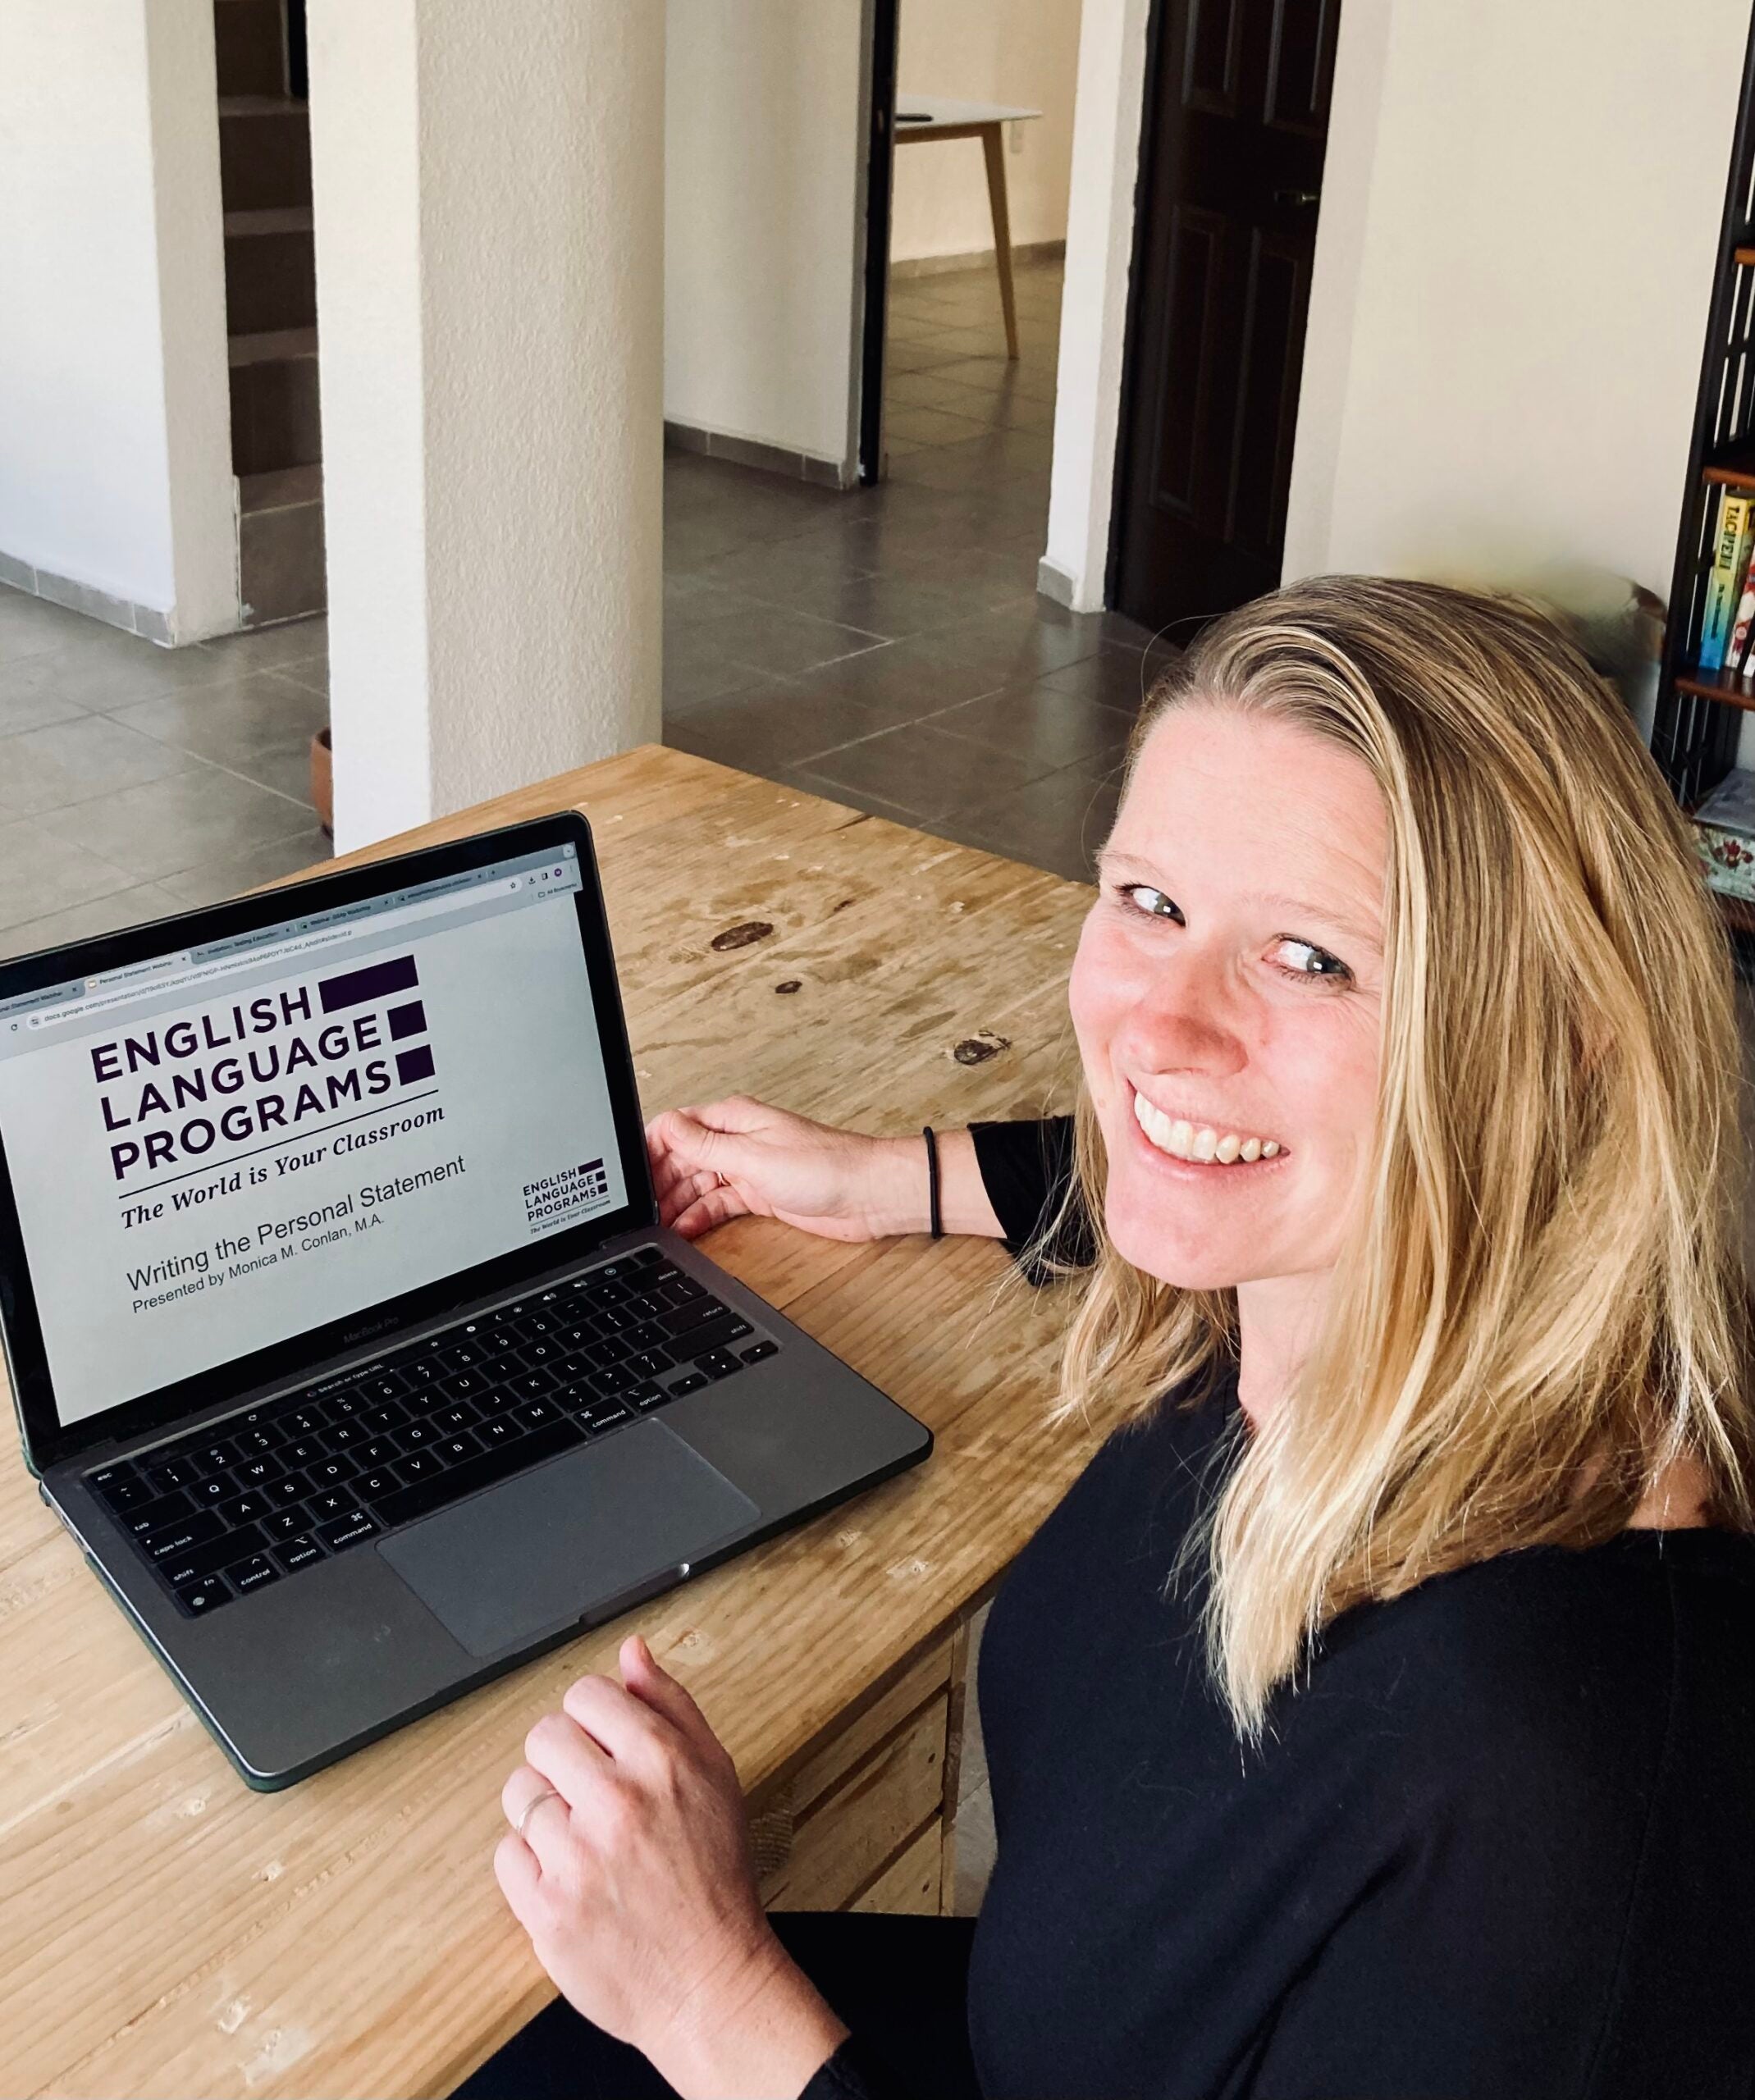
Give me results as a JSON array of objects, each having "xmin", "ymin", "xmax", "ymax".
[{"xmin": 856, "ymin": 0, "xmax": 902, "ymax": 486}]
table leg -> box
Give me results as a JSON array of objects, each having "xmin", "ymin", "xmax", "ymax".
[{"xmin": 980, "ymin": 124, "xmax": 1020, "ymax": 361}]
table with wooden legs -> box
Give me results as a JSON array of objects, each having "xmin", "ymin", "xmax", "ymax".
[
  {"xmin": 0, "ymin": 746, "xmax": 1100, "ymax": 2098},
  {"xmin": 894, "ymin": 95, "xmax": 1044, "ymax": 361}
]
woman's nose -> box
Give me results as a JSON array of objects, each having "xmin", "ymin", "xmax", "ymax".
[{"xmin": 1122, "ymin": 956, "xmax": 1245, "ymax": 1075}]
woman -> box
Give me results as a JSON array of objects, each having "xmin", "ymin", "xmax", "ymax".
[{"xmin": 466, "ymin": 578, "xmax": 1755, "ymax": 2099}]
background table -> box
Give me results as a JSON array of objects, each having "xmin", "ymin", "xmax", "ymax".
[
  {"xmin": 0, "ymin": 746, "xmax": 1101, "ymax": 2098},
  {"xmin": 894, "ymin": 95, "xmax": 1042, "ymax": 359}
]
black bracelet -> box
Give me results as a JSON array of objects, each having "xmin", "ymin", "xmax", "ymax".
[{"xmin": 923, "ymin": 1125, "xmax": 944, "ymax": 1240}]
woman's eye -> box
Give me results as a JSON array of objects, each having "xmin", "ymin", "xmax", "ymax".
[
  {"xmin": 1117, "ymin": 883, "xmax": 1180, "ymax": 920},
  {"xmin": 1271, "ymin": 938, "xmax": 1351, "ymax": 984}
]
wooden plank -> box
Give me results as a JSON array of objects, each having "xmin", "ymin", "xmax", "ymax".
[
  {"xmin": 764, "ymin": 1695, "xmax": 948, "ymax": 1912},
  {"xmin": 852, "ymin": 1818, "xmax": 944, "ymax": 1916},
  {"xmin": 784, "ymin": 1638, "xmax": 952, "ymax": 1819},
  {"xmin": 0, "ymin": 747, "xmax": 1095, "ymax": 2100}
]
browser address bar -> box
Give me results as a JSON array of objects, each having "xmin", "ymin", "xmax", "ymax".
[{"xmin": 26, "ymin": 878, "xmax": 524, "ymax": 1030}]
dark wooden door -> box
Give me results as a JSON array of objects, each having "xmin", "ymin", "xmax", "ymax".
[{"xmin": 1108, "ymin": 0, "xmax": 1339, "ymax": 632}]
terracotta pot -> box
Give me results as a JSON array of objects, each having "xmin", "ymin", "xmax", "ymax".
[{"xmin": 311, "ymin": 726, "xmax": 333, "ymax": 838}]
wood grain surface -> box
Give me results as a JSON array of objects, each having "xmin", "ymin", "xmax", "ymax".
[{"xmin": 0, "ymin": 746, "xmax": 1099, "ymax": 2098}]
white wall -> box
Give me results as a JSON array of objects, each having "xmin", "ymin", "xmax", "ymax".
[
  {"xmin": 664, "ymin": 0, "xmax": 869, "ymax": 472},
  {"xmin": 1284, "ymin": 0, "xmax": 1748, "ymax": 619},
  {"xmin": 311, "ymin": 0, "xmax": 665, "ymax": 851},
  {"xmin": 890, "ymin": 0, "xmax": 1082, "ymax": 263},
  {"xmin": 0, "ymin": 0, "xmax": 235, "ymax": 639},
  {"xmin": 1040, "ymin": 0, "xmax": 1153, "ymax": 610}
]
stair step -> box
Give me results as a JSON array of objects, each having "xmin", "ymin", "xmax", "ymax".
[
  {"xmin": 229, "ymin": 326, "xmax": 318, "ymax": 369},
  {"xmin": 224, "ymin": 206, "xmax": 313, "ymax": 237},
  {"xmin": 224, "ymin": 210, "xmax": 315, "ymax": 335},
  {"xmin": 218, "ymin": 96, "xmax": 310, "ymax": 214},
  {"xmin": 240, "ymin": 465, "xmax": 322, "ymax": 514},
  {"xmin": 214, "ymin": 0, "xmax": 285, "ymax": 98}
]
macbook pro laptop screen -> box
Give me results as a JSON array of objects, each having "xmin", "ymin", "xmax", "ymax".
[{"xmin": 0, "ymin": 842, "xmax": 625, "ymax": 1431}]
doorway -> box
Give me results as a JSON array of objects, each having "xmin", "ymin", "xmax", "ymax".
[{"xmin": 1108, "ymin": 0, "xmax": 1339, "ymax": 634}]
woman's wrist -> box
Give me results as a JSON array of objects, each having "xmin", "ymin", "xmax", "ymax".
[
  {"xmin": 859, "ymin": 1129, "xmax": 1004, "ymax": 1240},
  {"xmin": 647, "ymin": 1935, "xmax": 849, "ymax": 2100}
]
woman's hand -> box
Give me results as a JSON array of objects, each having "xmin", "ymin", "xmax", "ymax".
[
  {"xmin": 646, "ymin": 1094, "xmax": 928, "ymax": 1242},
  {"xmin": 495, "ymin": 1634, "xmax": 848, "ymax": 2098}
]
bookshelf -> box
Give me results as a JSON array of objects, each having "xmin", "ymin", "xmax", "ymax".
[{"xmin": 1653, "ymin": 15, "xmax": 1755, "ymax": 844}]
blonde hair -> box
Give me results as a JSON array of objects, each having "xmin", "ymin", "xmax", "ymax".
[{"xmin": 1044, "ymin": 574, "xmax": 1755, "ymax": 1738}]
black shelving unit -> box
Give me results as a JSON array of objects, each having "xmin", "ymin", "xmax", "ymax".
[{"xmin": 1653, "ymin": 5, "xmax": 1755, "ymax": 953}]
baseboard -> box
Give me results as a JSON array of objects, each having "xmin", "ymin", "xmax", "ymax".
[
  {"xmin": 0, "ymin": 552, "xmax": 176, "ymax": 646},
  {"xmin": 891, "ymin": 239, "xmax": 1066, "ymax": 281},
  {"xmin": 664, "ymin": 421, "xmax": 852, "ymax": 491},
  {"xmin": 1035, "ymin": 556, "xmax": 1079, "ymax": 609}
]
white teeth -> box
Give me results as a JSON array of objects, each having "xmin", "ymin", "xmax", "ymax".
[{"xmin": 1130, "ymin": 1092, "xmax": 1282, "ymax": 1166}]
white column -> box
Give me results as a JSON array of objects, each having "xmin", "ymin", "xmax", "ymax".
[{"xmin": 308, "ymin": 0, "xmax": 664, "ymax": 853}]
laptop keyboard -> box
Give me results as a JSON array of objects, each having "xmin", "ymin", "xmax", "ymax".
[{"xmin": 83, "ymin": 1246, "xmax": 780, "ymax": 1619}]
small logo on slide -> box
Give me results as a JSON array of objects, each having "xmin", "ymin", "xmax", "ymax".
[{"xmin": 524, "ymin": 1157, "xmax": 610, "ymax": 1227}]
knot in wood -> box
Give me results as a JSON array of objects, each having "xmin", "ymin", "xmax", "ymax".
[
  {"xmin": 710, "ymin": 920, "xmax": 775, "ymax": 952},
  {"xmin": 775, "ymin": 979, "xmax": 802, "ymax": 994},
  {"xmin": 952, "ymin": 1031, "xmax": 1010, "ymax": 1066}
]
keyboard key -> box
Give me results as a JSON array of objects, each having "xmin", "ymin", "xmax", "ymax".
[
  {"xmin": 665, "ymin": 1372, "xmax": 710, "ymax": 1396},
  {"xmin": 192, "ymin": 1438, "xmax": 242, "ymax": 1472},
  {"xmin": 225, "ymin": 1553, "xmax": 281, "ymax": 1597},
  {"xmin": 265, "ymin": 1475, "xmax": 309, "ymax": 1508},
  {"xmin": 94, "ymin": 1472, "xmax": 150, "ymax": 1513},
  {"xmin": 480, "ymin": 1328, "xmax": 522, "ymax": 1356},
  {"xmin": 234, "ymin": 1428, "xmax": 276, "ymax": 1456},
  {"xmin": 328, "ymin": 1390, "xmax": 368, "ymax": 1418},
  {"xmin": 305, "ymin": 1457, "xmax": 354, "ymax": 1491},
  {"xmin": 306, "ymin": 1488, "xmax": 356, "ymax": 1523},
  {"xmin": 175, "ymin": 1573, "xmax": 230, "ymax": 1617},
  {"xmin": 162, "ymin": 1522, "xmax": 265, "ymax": 1586},
  {"xmin": 670, "ymin": 1313, "xmax": 753, "ymax": 1358},
  {"xmin": 317, "ymin": 1510, "xmax": 378, "ymax": 1552},
  {"xmin": 441, "ymin": 1340, "xmax": 487, "ymax": 1370},
  {"xmin": 583, "ymin": 1403, "xmax": 633, "ymax": 1434},
  {"xmin": 739, "ymin": 1340, "xmax": 779, "ymax": 1364},
  {"xmin": 628, "ymin": 1350, "xmax": 674, "ymax": 1379},
  {"xmin": 360, "ymin": 1402, "xmax": 408, "ymax": 1433},
  {"xmin": 392, "ymin": 1451, "xmax": 441, "ymax": 1484},
  {"xmin": 231, "ymin": 1456, "xmax": 280, "ymax": 1489},
  {"xmin": 437, "ymin": 1432, "xmax": 481, "ymax": 1465},
  {"xmin": 478, "ymin": 1415, "xmax": 524, "ymax": 1445},
  {"xmin": 272, "ymin": 1536, "xmax": 325, "ymax": 1574},
  {"xmin": 695, "ymin": 1349, "xmax": 743, "ymax": 1381},
  {"xmin": 281, "ymin": 1438, "xmax": 323, "ymax": 1468},
  {"xmin": 629, "ymin": 1383, "xmax": 671, "ymax": 1411},
  {"xmin": 661, "ymin": 1275, "xmax": 707, "ymax": 1304},
  {"xmin": 400, "ymin": 1419, "xmax": 436, "ymax": 1446},
  {"xmin": 189, "ymin": 1475, "xmax": 233, "ymax": 1507},
  {"xmin": 143, "ymin": 1457, "xmax": 195, "ymax": 1495},
  {"xmin": 440, "ymin": 1370, "xmax": 492, "ymax": 1403},
  {"xmin": 660, "ymin": 1296, "xmax": 730, "ymax": 1338},
  {"xmin": 142, "ymin": 1511, "xmax": 222, "ymax": 1562},
  {"xmin": 354, "ymin": 1469, "xmax": 400, "ymax": 1503},
  {"xmin": 217, "ymin": 1492, "xmax": 269, "ymax": 1527},
  {"xmin": 508, "ymin": 1369, "xmax": 560, "ymax": 1401},
  {"xmin": 361, "ymin": 1373, "xmax": 410, "ymax": 1404},
  {"xmin": 515, "ymin": 1399, "xmax": 559, "ymax": 1430},
  {"xmin": 627, "ymin": 1322, "xmax": 671, "ymax": 1354},
  {"xmin": 398, "ymin": 1356, "xmax": 446, "ymax": 1387},
  {"xmin": 371, "ymin": 1418, "xmax": 583, "ymax": 1530},
  {"xmin": 432, "ymin": 1404, "xmax": 479, "ymax": 1435},
  {"xmin": 118, "ymin": 1487, "xmax": 192, "ymax": 1536},
  {"xmin": 283, "ymin": 1407, "xmax": 331, "ymax": 1437},
  {"xmin": 355, "ymin": 1437, "xmax": 402, "ymax": 1468},
  {"xmin": 263, "ymin": 1509, "xmax": 307, "ymax": 1541}
]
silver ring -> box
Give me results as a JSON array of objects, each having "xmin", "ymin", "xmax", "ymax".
[{"xmin": 514, "ymin": 1785, "xmax": 564, "ymax": 1841}]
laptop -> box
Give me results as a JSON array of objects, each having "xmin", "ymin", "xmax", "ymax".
[{"xmin": 0, "ymin": 811, "xmax": 931, "ymax": 1788}]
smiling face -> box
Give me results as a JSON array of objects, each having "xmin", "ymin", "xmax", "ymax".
[{"xmin": 1070, "ymin": 704, "xmax": 1388, "ymax": 1294}]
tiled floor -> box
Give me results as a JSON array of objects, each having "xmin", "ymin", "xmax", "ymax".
[
  {"xmin": 0, "ymin": 591, "xmax": 331, "ymax": 959},
  {"xmin": 663, "ymin": 255, "xmax": 1177, "ymax": 879},
  {"xmin": 0, "ymin": 256, "xmax": 1165, "ymax": 970}
]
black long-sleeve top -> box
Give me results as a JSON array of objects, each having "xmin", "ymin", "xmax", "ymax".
[{"xmin": 804, "ymin": 1119, "xmax": 1755, "ymax": 2100}]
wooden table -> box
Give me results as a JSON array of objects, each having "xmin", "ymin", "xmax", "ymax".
[
  {"xmin": 0, "ymin": 746, "xmax": 1103, "ymax": 2099},
  {"xmin": 894, "ymin": 94, "xmax": 1042, "ymax": 360}
]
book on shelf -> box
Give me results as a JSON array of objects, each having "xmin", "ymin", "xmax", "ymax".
[
  {"xmin": 1700, "ymin": 487, "xmax": 1754, "ymax": 671},
  {"xmin": 1691, "ymin": 765, "xmax": 1755, "ymax": 898},
  {"xmin": 1728, "ymin": 536, "xmax": 1755, "ymax": 676}
]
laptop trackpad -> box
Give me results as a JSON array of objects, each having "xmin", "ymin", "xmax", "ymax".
[{"xmin": 380, "ymin": 1420, "xmax": 759, "ymax": 1659}]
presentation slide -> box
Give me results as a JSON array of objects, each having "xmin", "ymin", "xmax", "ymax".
[{"xmin": 0, "ymin": 877, "xmax": 626, "ymax": 1428}]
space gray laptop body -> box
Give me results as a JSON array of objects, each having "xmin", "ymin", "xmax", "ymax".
[{"xmin": 0, "ymin": 812, "xmax": 930, "ymax": 1787}]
